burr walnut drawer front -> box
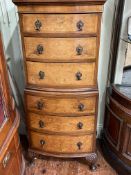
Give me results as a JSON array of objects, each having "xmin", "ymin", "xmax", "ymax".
[
  {"xmin": 25, "ymin": 91, "xmax": 98, "ymax": 116},
  {"xmin": 22, "ymin": 14, "xmax": 98, "ymax": 34},
  {"xmin": 24, "ymin": 37, "xmax": 97, "ymax": 62},
  {"xmin": 27, "ymin": 112, "xmax": 95, "ymax": 134},
  {"xmin": 26, "ymin": 62, "xmax": 97, "ymax": 88},
  {"xmin": 30, "ymin": 131, "xmax": 93, "ymax": 154}
]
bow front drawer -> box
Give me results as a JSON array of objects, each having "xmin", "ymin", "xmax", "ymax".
[
  {"xmin": 25, "ymin": 90, "xmax": 98, "ymax": 116},
  {"xmin": 24, "ymin": 37, "xmax": 97, "ymax": 62},
  {"xmin": 22, "ymin": 14, "xmax": 98, "ymax": 35},
  {"xmin": 27, "ymin": 112, "xmax": 95, "ymax": 134},
  {"xmin": 26, "ymin": 62, "xmax": 97, "ymax": 89},
  {"xmin": 30, "ymin": 131, "xmax": 94, "ymax": 154}
]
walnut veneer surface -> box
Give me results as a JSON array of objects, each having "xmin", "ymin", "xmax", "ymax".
[
  {"xmin": 13, "ymin": 0, "xmax": 106, "ymax": 170},
  {"xmin": 103, "ymin": 85, "xmax": 131, "ymax": 175}
]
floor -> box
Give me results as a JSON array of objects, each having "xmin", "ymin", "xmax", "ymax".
[{"xmin": 23, "ymin": 144, "xmax": 117, "ymax": 175}]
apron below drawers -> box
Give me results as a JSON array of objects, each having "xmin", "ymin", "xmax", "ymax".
[
  {"xmin": 29, "ymin": 131, "xmax": 94, "ymax": 154},
  {"xmin": 26, "ymin": 61, "xmax": 97, "ymax": 89},
  {"xmin": 27, "ymin": 112, "xmax": 95, "ymax": 134}
]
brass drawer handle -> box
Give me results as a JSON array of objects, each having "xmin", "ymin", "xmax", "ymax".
[
  {"xmin": 77, "ymin": 20, "xmax": 84, "ymax": 31},
  {"xmin": 37, "ymin": 101, "xmax": 44, "ymax": 110},
  {"xmin": 35, "ymin": 19, "xmax": 42, "ymax": 31},
  {"xmin": 76, "ymin": 72, "xmax": 82, "ymax": 80},
  {"xmin": 76, "ymin": 45, "xmax": 83, "ymax": 55},
  {"xmin": 40, "ymin": 140, "xmax": 45, "ymax": 146},
  {"xmin": 3, "ymin": 152, "xmax": 11, "ymax": 168},
  {"xmin": 77, "ymin": 122, "xmax": 83, "ymax": 129},
  {"xmin": 77, "ymin": 142, "xmax": 83, "ymax": 150},
  {"xmin": 78, "ymin": 103, "xmax": 85, "ymax": 111},
  {"xmin": 39, "ymin": 120, "xmax": 44, "ymax": 128},
  {"xmin": 37, "ymin": 44, "xmax": 44, "ymax": 54},
  {"xmin": 39, "ymin": 71, "xmax": 45, "ymax": 79}
]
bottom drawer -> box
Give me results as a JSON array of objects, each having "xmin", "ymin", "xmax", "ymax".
[{"xmin": 30, "ymin": 131, "xmax": 94, "ymax": 154}]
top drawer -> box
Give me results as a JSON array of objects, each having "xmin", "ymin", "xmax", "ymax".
[{"xmin": 22, "ymin": 14, "xmax": 98, "ymax": 35}]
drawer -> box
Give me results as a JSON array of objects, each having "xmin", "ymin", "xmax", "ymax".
[
  {"xmin": 22, "ymin": 14, "xmax": 98, "ymax": 35},
  {"xmin": 24, "ymin": 37, "xmax": 97, "ymax": 62},
  {"xmin": 27, "ymin": 112, "xmax": 95, "ymax": 134},
  {"xmin": 0, "ymin": 139, "xmax": 16, "ymax": 175},
  {"xmin": 26, "ymin": 62, "xmax": 97, "ymax": 89},
  {"xmin": 30, "ymin": 131, "xmax": 94, "ymax": 154},
  {"xmin": 25, "ymin": 90, "xmax": 98, "ymax": 116}
]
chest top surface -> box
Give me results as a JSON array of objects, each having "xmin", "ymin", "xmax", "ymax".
[{"xmin": 13, "ymin": 0, "xmax": 106, "ymax": 5}]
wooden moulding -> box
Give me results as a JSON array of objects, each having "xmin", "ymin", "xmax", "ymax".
[
  {"xmin": 13, "ymin": 0, "xmax": 106, "ymax": 5},
  {"xmin": 16, "ymin": 5, "xmax": 103, "ymax": 14},
  {"xmin": 112, "ymin": 84, "xmax": 131, "ymax": 110}
]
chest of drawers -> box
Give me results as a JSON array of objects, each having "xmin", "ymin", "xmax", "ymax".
[{"xmin": 13, "ymin": 0, "xmax": 106, "ymax": 171}]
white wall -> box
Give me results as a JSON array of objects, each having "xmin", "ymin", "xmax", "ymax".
[
  {"xmin": 0, "ymin": 0, "xmax": 116, "ymax": 136},
  {"xmin": 97, "ymin": 0, "xmax": 116, "ymax": 136}
]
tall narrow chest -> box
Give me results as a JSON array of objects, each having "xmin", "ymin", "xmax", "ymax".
[{"xmin": 13, "ymin": 0, "xmax": 106, "ymax": 170}]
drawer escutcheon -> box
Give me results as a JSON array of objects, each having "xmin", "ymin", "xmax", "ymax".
[
  {"xmin": 39, "ymin": 71, "xmax": 45, "ymax": 79},
  {"xmin": 37, "ymin": 101, "xmax": 44, "ymax": 110},
  {"xmin": 77, "ymin": 142, "xmax": 83, "ymax": 150},
  {"xmin": 78, "ymin": 103, "xmax": 85, "ymax": 111},
  {"xmin": 34, "ymin": 19, "xmax": 42, "ymax": 31},
  {"xmin": 36, "ymin": 44, "xmax": 44, "ymax": 54},
  {"xmin": 40, "ymin": 140, "xmax": 45, "ymax": 146},
  {"xmin": 76, "ymin": 71, "xmax": 82, "ymax": 80},
  {"xmin": 77, "ymin": 20, "xmax": 84, "ymax": 31},
  {"xmin": 39, "ymin": 120, "xmax": 45, "ymax": 128},
  {"xmin": 77, "ymin": 122, "xmax": 83, "ymax": 129},
  {"xmin": 76, "ymin": 45, "xmax": 83, "ymax": 55}
]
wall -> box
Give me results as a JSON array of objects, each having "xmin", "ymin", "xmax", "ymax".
[
  {"xmin": 0, "ymin": 0, "xmax": 115, "ymax": 136},
  {"xmin": 97, "ymin": 0, "xmax": 116, "ymax": 136}
]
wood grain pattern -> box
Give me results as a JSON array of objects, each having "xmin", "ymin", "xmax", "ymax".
[
  {"xmin": 17, "ymin": 5, "xmax": 103, "ymax": 14},
  {"xmin": 24, "ymin": 37, "xmax": 97, "ymax": 62},
  {"xmin": 27, "ymin": 112, "xmax": 95, "ymax": 134},
  {"xmin": 13, "ymin": 0, "xmax": 105, "ymax": 166},
  {"xmin": 26, "ymin": 61, "xmax": 96, "ymax": 88},
  {"xmin": 105, "ymin": 106, "xmax": 122, "ymax": 148},
  {"xmin": 0, "ymin": 110, "xmax": 24, "ymax": 175},
  {"xmin": 0, "ymin": 139, "xmax": 16, "ymax": 174},
  {"xmin": 103, "ymin": 85, "xmax": 131, "ymax": 174},
  {"xmin": 25, "ymin": 90, "xmax": 97, "ymax": 116},
  {"xmin": 123, "ymin": 125, "xmax": 131, "ymax": 160},
  {"xmin": 25, "ymin": 149, "xmax": 117, "ymax": 175},
  {"xmin": 22, "ymin": 14, "xmax": 98, "ymax": 35},
  {"xmin": 29, "ymin": 131, "xmax": 93, "ymax": 154}
]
